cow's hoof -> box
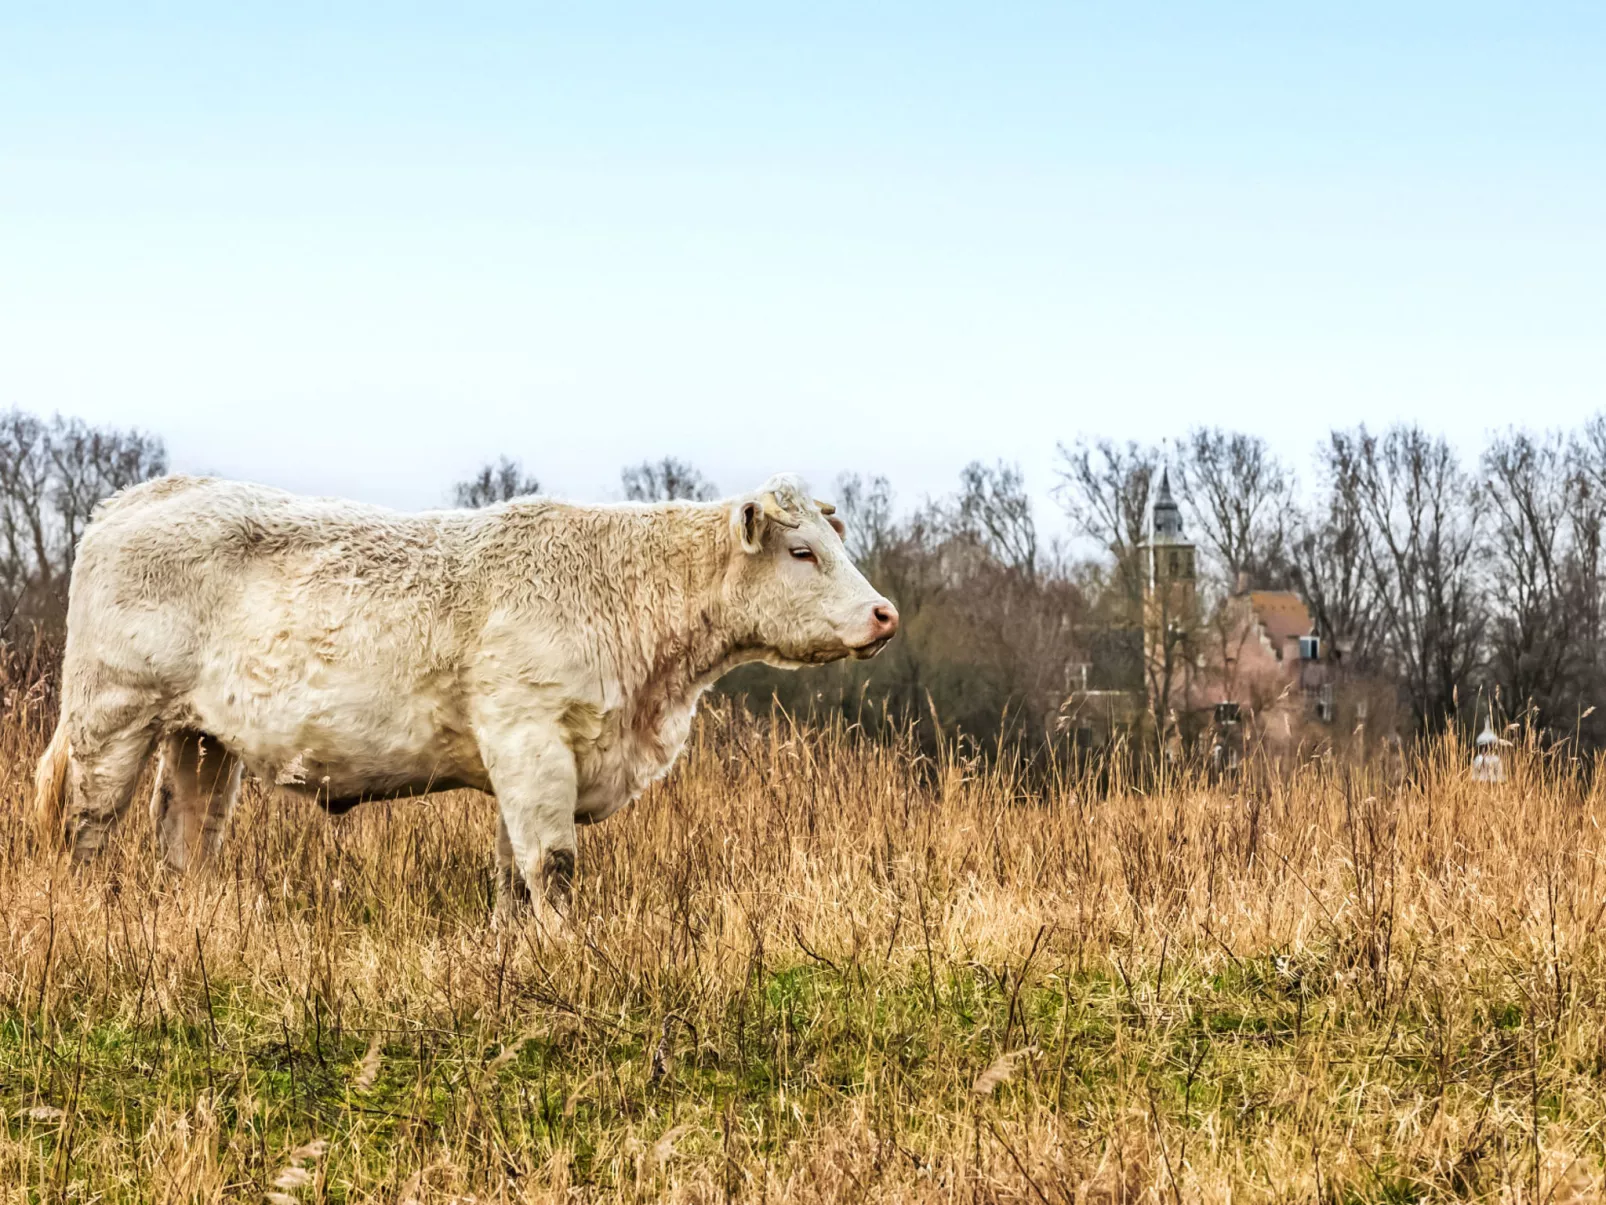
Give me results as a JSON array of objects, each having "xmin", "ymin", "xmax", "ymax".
[
  {"xmin": 541, "ymin": 848, "xmax": 575, "ymax": 914},
  {"xmin": 495, "ymin": 865, "xmax": 533, "ymax": 916}
]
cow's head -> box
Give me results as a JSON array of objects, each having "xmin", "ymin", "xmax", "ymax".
[{"xmin": 725, "ymin": 473, "xmax": 899, "ymax": 666}]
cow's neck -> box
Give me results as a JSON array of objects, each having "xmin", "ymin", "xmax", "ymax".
[{"xmin": 607, "ymin": 509, "xmax": 749, "ymax": 750}]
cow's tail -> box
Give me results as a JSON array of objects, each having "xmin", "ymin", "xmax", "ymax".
[{"xmin": 33, "ymin": 717, "xmax": 72, "ymax": 847}]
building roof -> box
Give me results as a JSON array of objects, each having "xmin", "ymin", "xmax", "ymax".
[
  {"xmin": 1248, "ymin": 591, "xmax": 1313, "ymax": 645},
  {"xmin": 1151, "ymin": 468, "xmax": 1185, "ymax": 540}
]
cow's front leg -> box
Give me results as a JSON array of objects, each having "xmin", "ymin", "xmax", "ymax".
[
  {"xmin": 494, "ymin": 814, "xmax": 533, "ymax": 914},
  {"xmin": 480, "ymin": 721, "xmax": 578, "ymax": 914}
]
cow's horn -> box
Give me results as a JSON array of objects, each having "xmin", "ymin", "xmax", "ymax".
[
  {"xmin": 761, "ymin": 493, "xmax": 800, "ymax": 528},
  {"xmin": 815, "ymin": 499, "xmax": 836, "ymax": 515}
]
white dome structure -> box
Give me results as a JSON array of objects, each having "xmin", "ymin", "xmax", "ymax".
[{"xmin": 1472, "ymin": 725, "xmax": 1505, "ymax": 782}]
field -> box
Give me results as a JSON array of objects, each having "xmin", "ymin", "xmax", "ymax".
[{"xmin": 4, "ymin": 682, "xmax": 1606, "ymax": 1203}]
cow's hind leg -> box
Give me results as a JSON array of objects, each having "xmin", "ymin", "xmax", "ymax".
[
  {"xmin": 150, "ymin": 730, "xmax": 243, "ymax": 872},
  {"xmin": 65, "ymin": 688, "xmax": 161, "ymax": 863}
]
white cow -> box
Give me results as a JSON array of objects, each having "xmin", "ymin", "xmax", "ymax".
[{"xmin": 34, "ymin": 472, "xmax": 898, "ymax": 909}]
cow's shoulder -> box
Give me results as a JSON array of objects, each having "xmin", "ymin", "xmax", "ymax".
[{"xmin": 88, "ymin": 473, "xmax": 214, "ymax": 522}]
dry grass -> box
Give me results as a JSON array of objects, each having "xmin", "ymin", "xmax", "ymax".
[{"xmin": 3, "ymin": 677, "xmax": 1606, "ymax": 1202}]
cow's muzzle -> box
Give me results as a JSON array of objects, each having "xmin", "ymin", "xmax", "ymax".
[
  {"xmin": 852, "ymin": 634, "xmax": 895, "ymax": 660},
  {"xmin": 851, "ymin": 602, "xmax": 899, "ymax": 658}
]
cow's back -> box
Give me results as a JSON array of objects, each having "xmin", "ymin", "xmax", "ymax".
[{"xmin": 65, "ymin": 478, "xmax": 491, "ymax": 759}]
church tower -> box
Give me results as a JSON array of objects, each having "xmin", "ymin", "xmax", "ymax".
[
  {"xmin": 1138, "ymin": 467, "xmax": 1199, "ymax": 742},
  {"xmin": 1144, "ymin": 468, "xmax": 1195, "ymax": 598}
]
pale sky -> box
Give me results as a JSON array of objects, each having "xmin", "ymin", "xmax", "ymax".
[{"xmin": 3, "ymin": 4, "xmax": 1603, "ymax": 521}]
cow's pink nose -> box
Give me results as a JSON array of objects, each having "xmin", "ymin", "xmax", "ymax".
[{"xmin": 869, "ymin": 602, "xmax": 899, "ymax": 640}]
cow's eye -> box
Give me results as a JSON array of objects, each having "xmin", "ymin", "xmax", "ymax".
[{"xmin": 790, "ymin": 546, "xmax": 817, "ymax": 563}]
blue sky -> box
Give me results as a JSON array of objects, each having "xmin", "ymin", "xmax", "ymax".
[{"xmin": 2, "ymin": 3, "xmax": 1603, "ymax": 518}]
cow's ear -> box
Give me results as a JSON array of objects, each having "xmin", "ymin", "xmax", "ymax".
[{"xmin": 734, "ymin": 498, "xmax": 767, "ymax": 554}]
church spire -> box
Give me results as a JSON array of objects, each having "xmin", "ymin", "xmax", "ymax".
[{"xmin": 1152, "ymin": 467, "xmax": 1184, "ymax": 540}]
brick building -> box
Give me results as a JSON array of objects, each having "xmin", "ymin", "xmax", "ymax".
[{"xmin": 1062, "ymin": 468, "xmax": 1339, "ymax": 753}]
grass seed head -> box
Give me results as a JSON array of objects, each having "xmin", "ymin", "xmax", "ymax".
[
  {"xmin": 352, "ymin": 1034, "xmax": 383, "ymax": 1092},
  {"xmin": 972, "ymin": 1046, "xmax": 1037, "ymax": 1097},
  {"xmin": 653, "ymin": 1123, "xmax": 693, "ymax": 1167}
]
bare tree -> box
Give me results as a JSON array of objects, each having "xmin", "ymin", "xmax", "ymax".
[
  {"xmin": 621, "ymin": 457, "xmax": 717, "ymax": 503},
  {"xmin": 0, "ymin": 413, "xmax": 55, "ymax": 603},
  {"xmin": 0, "ymin": 410, "xmax": 168, "ymax": 623},
  {"xmin": 834, "ymin": 473, "xmax": 896, "ymax": 568},
  {"xmin": 452, "ymin": 457, "xmax": 540, "ymax": 509},
  {"xmin": 50, "ymin": 417, "xmax": 167, "ymax": 571},
  {"xmin": 1559, "ymin": 419, "xmax": 1606, "ymax": 739},
  {"xmin": 1338, "ymin": 426, "xmax": 1486, "ymax": 731},
  {"xmin": 1174, "ymin": 427, "xmax": 1292, "ymax": 592},
  {"xmin": 1567, "ymin": 416, "xmax": 1606, "ymax": 651},
  {"xmin": 1288, "ymin": 438, "xmax": 1381, "ymax": 673},
  {"xmin": 1141, "ymin": 569, "xmax": 1201, "ymax": 753},
  {"xmin": 955, "ymin": 460, "xmax": 1037, "ymax": 581},
  {"xmin": 1478, "ymin": 430, "xmax": 1578, "ymax": 727},
  {"xmin": 1053, "ymin": 437, "xmax": 1162, "ymax": 616}
]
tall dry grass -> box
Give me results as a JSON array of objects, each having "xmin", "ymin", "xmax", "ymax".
[{"xmin": 2, "ymin": 654, "xmax": 1606, "ymax": 1201}]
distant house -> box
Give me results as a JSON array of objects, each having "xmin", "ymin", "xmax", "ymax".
[
  {"xmin": 1198, "ymin": 587, "xmax": 1333, "ymax": 737},
  {"xmin": 1138, "ymin": 469, "xmax": 1334, "ymax": 748},
  {"xmin": 1060, "ymin": 467, "xmax": 1341, "ymax": 753}
]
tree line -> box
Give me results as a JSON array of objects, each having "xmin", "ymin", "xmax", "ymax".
[{"xmin": 9, "ymin": 405, "xmax": 1606, "ymax": 753}]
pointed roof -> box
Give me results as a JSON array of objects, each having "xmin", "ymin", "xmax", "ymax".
[{"xmin": 1151, "ymin": 467, "xmax": 1185, "ymax": 541}]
